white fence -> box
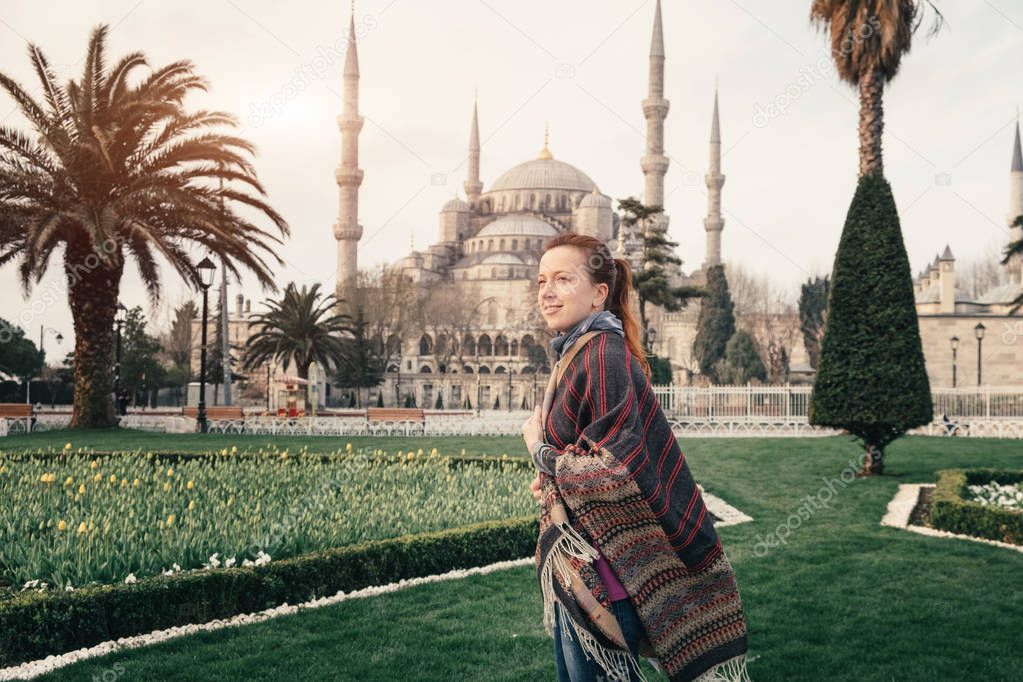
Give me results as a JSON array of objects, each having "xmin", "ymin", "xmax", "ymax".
[{"xmin": 5, "ymin": 386, "xmax": 1023, "ymax": 439}]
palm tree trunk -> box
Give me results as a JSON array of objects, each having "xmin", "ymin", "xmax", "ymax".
[
  {"xmin": 858, "ymin": 67, "xmax": 885, "ymax": 177},
  {"xmin": 64, "ymin": 241, "xmax": 123, "ymax": 429}
]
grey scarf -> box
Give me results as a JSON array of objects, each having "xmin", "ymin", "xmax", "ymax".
[{"xmin": 549, "ymin": 309, "xmax": 624, "ymax": 360}]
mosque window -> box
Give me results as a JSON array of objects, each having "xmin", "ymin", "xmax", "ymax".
[
  {"xmin": 499, "ymin": 238, "xmax": 505, "ymax": 250},
  {"xmin": 488, "ymin": 239, "xmax": 494, "ymax": 250},
  {"xmin": 498, "ymin": 197, "xmax": 505, "ymax": 212},
  {"xmin": 512, "ymin": 239, "xmax": 518, "ymax": 250},
  {"xmin": 529, "ymin": 194, "xmax": 536, "ymax": 209},
  {"xmin": 419, "ymin": 334, "xmax": 433, "ymax": 355},
  {"xmin": 479, "ymin": 334, "xmax": 492, "ymax": 355},
  {"xmin": 559, "ymin": 194, "xmax": 567, "ymax": 210},
  {"xmin": 495, "ymin": 335, "xmax": 509, "ymax": 356},
  {"xmin": 544, "ymin": 194, "xmax": 551, "ymax": 209},
  {"xmin": 515, "ymin": 194, "xmax": 521, "ymax": 210},
  {"xmin": 491, "ymin": 267, "xmax": 497, "ymax": 278}
]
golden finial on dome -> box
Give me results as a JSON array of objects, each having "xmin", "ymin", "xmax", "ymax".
[{"xmin": 538, "ymin": 121, "xmax": 553, "ymax": 160}]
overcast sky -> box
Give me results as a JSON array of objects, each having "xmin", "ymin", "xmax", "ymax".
[{"xmin": 1, "ymin": 0, "xmax": 1021, "ymax": 351}]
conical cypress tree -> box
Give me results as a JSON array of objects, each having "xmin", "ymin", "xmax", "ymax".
[
  {"xmin": 809, "ymin": 172, "xmax": 932, "ymax": 474},
  {"xmin": 692, "ymin": 264, "xmax": 735, "ymax": 382},
  {"xmin": 376, "ymin": 391, "xmax": 384, "ymax": 407}
]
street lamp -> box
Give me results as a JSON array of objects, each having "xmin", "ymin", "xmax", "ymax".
[
  {"xmin": 646, "ymin": 327, "xmax": 657, "ymax": 355},
  {"xmin": 114, "ymin": 303, "xmax": 128, "ymax": 415},
  {"xmin": 950, "ymin": 336, "xmax": 959, "ymax": 388},
  {"xmin": 507, "ymin": 367, "xmax": 512, "ymax": 412},
  {"xmin": 475, "ymin": 347, "xmax": 481, "ymax": 417},
  {"xmin": 974, "ymin": 322, "xmax": 985, "ymax": 387},
  {"xmin": 32, "ymin": 326, "xmax": 63, "ymax": 406},
  {"xmin": 196, "ymin": 256, "xmax": 217, "ymax": 433}
]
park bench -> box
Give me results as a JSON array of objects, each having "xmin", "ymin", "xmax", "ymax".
[
  {"xmin": 183, "ymin": 406, "xmax": 245, "ymax": 432},
  {"xmin": 0, "ymin": 403, "xmax": 33, "ymax": 435},
  {"xmin": 366, "ymin": 407, "xmax": 426, "ymax": 435}
]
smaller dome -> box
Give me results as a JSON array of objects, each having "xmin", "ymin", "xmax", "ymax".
[
  {"xmin": 476, "ymin": 214, "xmax": 559, "ymax": 238},
  {"xmin": 481, "ymin": 253, "xmax": 525, "ymax": 265},
  {"xmin": 579, "ymin": 188, "xmax": 612, "ymax": 209},
  {"xmin": 441, "ymin": 198, "xmax": 471, "ymax": 212}
]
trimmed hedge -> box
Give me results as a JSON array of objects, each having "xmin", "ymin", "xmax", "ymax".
[
  {"xmin": 929, "ymin": 468, "xmax": 1023, "ymax": 546},
  {"xmin": 0, "ymin": 514, "xmax": 539, "ymax": 668}
]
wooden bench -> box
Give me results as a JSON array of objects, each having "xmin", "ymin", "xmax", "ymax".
[
  {"xmin": 0, "ymin": 403, "xmax": 33, "ymax": 435},
  {"xmin": 366, "ymin": 407, "xmax": 426, "ymax": 435},
  {"xmin": 182, "ymin": 406, "xmax": 245, "ymax": 420}
]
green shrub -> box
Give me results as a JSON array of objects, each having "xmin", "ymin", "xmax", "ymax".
[
  {"xmin": 0, "ymin": 515, "xmax": 539, "ymax": 667},
  {"xmin": 929, "ymin": 468, "xmax": 1023, "ymax": 546}
]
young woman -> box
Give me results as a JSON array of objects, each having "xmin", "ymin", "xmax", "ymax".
[{"xmin": 521, "ymin": 233, "xmax": 750, "ymax": 682}]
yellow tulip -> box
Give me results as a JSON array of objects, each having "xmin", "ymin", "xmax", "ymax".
[
  {"xmin": 90, "ymin": 460, "xmax": 98, "ymax": 469},
  {"xmin": 231, "ymin": 446, "xmax": 238, "ymax": 454},
  {"xmin": 163, "ymin": 482, "xmax": 170, "ymax": 492},
  {"xmin": 133, "ymin": 478, "xmax": 140, "ymax": 487},
  {"xmin": 187, "ymin": 480, "xmax": 194, "ymax": 490},
  {"xmin": 64, "ymin": 442, "xmax": 72, "ymax": 451},
  {"xmin": 93, "ymin": 473, "xmax": 101, "ymax": 483},
  {"xmin": 188, "ymin": 500, "xmax": 195, "ymax": 511},
  {"xmin": 57, "ymin": 519, "xmax": 67, "ymax": 531},
  {"xmin": 78, "ymin": 484, "xmax": 86, "ymax": 494},
  {"xmin": 166, "ymin": 514, "xmax": 175, "ymax": 526},
  {"xmin": 77, "ymin": 521, "xmax": 87, "ymax": 534},
  {"xmin": 109, "ymin": 474, "xmax": 117, "ymax": 484},
  {"xmin": 166, "ymin": 467, "xmax": 174, "ymax": 477},
  {"xmin": 120, "ymin": 478, "xmax": 128, "ymax": 488}
]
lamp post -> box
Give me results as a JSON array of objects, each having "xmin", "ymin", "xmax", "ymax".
[
  {"xmin": 647, "ymin": 327, "xmax": 657, "ymax": 355},
  {"xmin": 34, "ymin": 326, "xmax": 63, "ymax": 406},
  {"xmin": 475, "ymin": 347, "xmax": 481, "ymax": 417},
  {"xmin": 507, "ymin": 367, "xmax": 512, "ymax": 412},
  {"xmin": 950, "ymin": 336, "xmax": 959, "ymax": 388},
  {"xmin": 114, "ymin": 303, "xmax": 127, "ymax": 415},
  {"xmin": 974, "ymin": 322, "xmax": 985, "ymax": 387},
  {"xmin": 196, "ymin": 256, "xmax": 217, "ymax": 433}
]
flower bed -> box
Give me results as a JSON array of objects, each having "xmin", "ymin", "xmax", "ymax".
[
  {"xmin": 930, "ymin": 468, "xmax": 1023, "ymax": 545},
  {"xmin": 0, "ymin": 444, "xmax": 533, "ymax": 594},
  {"xmin": 966, "ymin": 481, "xmax": 1023, "ymax": 511}
]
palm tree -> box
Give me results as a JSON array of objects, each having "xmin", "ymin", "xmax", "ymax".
[
  {"xmin": 0, "ymin": 25, "xmax": 289, "ymax": 427},
  {"xmin": 242, "ymin": 283, "xmax": 355, "ymax": 406},
  {"xmin": 810, "ymin": 0, "xmax": 943, "ymax": 177}
]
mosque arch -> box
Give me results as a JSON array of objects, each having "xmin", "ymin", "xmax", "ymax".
[
  {"xmin": 511, "ymin": 238, "xmax": 518, "ymax": 250},
  {"xmin": 478, "ymin": 334, "xmax": 492, "ymax": 355},
  {"xmin": 419, "ymin": 365, "xmax": 432, "ymax": 373},
  {"xmin": 478, "ymin": 365, "xmax": 491, "ymax": 374},
  {"xmin": 419, "ymin": 333, "xmax": 433, "ymax": 355},
  {"xmin": 499, "ymin": 238, "xmax": 505, "ymax": 250},
  {"xmin": 462, "ymin": 334, "xmax": 476, "ymax": 356},
  {"xmin": 495, "ymin": 334, "xmax": 509, "ymax": 356}
]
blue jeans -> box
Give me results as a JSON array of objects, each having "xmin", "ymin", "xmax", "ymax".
[{"xmin": 553, "ymin": 599, "xmax": 646, "ymax": 681}]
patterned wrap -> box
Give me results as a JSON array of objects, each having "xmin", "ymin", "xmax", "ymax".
[{"xmin": 534, "ymin": 330, "xmax": 750, "ymax": 681}]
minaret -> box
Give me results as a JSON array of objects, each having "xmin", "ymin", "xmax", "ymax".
[
  {"xmin": 641, "ymin": 0, "xmax": 669, "ymax": 227},
  {"xmin": 464, "ymin": 97, "xmax": 483, "ymax": 209},
  {"xmin": 1008, "ymin": 116, "xmax": 1023, "ymax": 284},
  {"xmin": 703, "ymin": 86, "xmax": 725, "ymax": 269},
  {"xmin": 334, "ymin": 4, "xmax": 364, "ymax": 302}
]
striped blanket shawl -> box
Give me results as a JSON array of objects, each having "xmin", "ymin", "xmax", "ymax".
[{"xmin": 535, "ymin": 330, "xmax": 750, "ymax": 681}]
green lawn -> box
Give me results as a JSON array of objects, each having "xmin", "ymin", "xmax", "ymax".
[{"xmin": 9, "ymin": 433, "xmax": 1022, "ymax": 681}]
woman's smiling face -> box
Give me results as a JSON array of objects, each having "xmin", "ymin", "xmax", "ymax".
[{"xmin": 537, "ymin": 245, "xmax": 609, "ymax": 333}]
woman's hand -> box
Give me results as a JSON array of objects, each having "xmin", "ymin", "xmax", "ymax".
[
  {"xmin": 529, "ymin": 472, "xmax": 542, "ymax": 504},
  {"xmin": 522, "ymin": 404, "xmax": 544, "ymax": 452}
]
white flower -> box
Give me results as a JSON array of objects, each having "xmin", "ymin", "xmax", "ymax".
[
  {"xmin": 124, "ymin": 573, "xmax": 137, "ymax": 584},
  {"xmin": 225, "ymin": 557, "xmax": 236, "ymax": 568},
  {"xmin": 208, "ymin": 553, "xmax": 221, "ymax": 568},
  {"xmin": 242, "ymin": 559, "xmax": 254, "ymax": 567},
  {"xmin": 22, "ymin": 579, "xmax": 39, "ymax": 590},
  {"xmin": 254, "ymin": 551, "xmax": 271, "ymax": 566},
  {"xmin": 172, "ymin": 563, "xmax": 181, "ymax": 572}
]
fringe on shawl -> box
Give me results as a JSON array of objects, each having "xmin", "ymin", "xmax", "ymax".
[
  {"xmin": 692, "ymin": 653, "xmax": 752, "ymax": 682},
  {"xmin": 539, "ymin": 520, "xmax": 650, "ymax": 682}
]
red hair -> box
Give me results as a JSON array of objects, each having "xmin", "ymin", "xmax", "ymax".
[{"xmin": 541, "ymin": 233, "xmax": 651, "ymax": 380}]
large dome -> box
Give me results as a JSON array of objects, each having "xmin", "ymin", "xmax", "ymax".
[
  {"xmin": 488, "ymin": 157, "xmax": 598, "ymax": 193},
  {"xmin": 476, "ymin": 214, "xmax": 558, "ymax": 238}
]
